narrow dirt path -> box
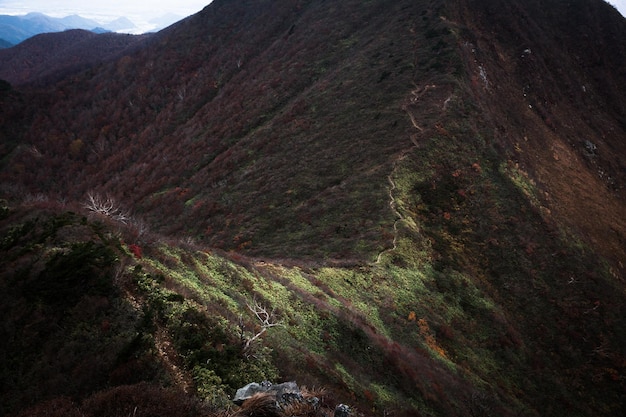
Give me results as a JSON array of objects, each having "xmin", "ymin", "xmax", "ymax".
[
  {"xmin": 375, "ymin": 82, "xmax": 446, "ymax": 264},
  {"xmin": 154, "ymin": 326, "xmax": 194, "ymax": 393},
  {"xmin": 375, "ymin": 152, "xmax": 409, "ymax": 264}
]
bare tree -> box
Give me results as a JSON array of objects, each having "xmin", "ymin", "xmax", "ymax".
[
  {"xmin": 83, "ymin": 192, "xmax": 130, "ymax": 224},
  {"xmin": 239, "ymin": 299, "xmax": 283, "ymax": 356}
]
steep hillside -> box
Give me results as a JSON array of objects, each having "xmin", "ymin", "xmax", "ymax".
[
  {"xmin": 1, "ymin": 0, "xmax": 625, "ymax": 416},
  {"xmin": 0, "ymin": 204, "xmax": 269, "ymax": 417},
  {"xmin": 450, "ymin": 0, "xmax": 626, "ymax": 268},
  {"xmin": 0, "ymin": 30, "xmax": 151, "ymax": 86},
  {"xmin": 1, "ymin": 0, "xmax": 458, "ymax": 260}
]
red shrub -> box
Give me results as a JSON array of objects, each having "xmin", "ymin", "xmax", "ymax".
[{"xmin": 128, "ymin": 244, "xmax": 142, "ymax": 259}]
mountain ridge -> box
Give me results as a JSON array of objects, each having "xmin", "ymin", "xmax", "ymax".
[
  {"xmin": 0, "ymin": 12, "xmax": 110, "ymax": 45},
  {"xmin": 0, "ymin": 0, "xmax": 625, "ymax": 416},
  {"xmin": 0, "ymin": 11, "xmax": 178, "ymax": 46},
  {"xmin": 0, "ymin": 29, "xmax": 151, "ymax": 86}
]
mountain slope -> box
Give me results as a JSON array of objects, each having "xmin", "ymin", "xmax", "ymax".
[
  {"xmin": 2, "ymin": 0, "xmax": 460, "ymax": 260},
  {"xmin": 0, "ymin": 0, "xmax": 625, "ymax": 416},
  {"xmin": 0, "ymin": 29, "xmax": 151, "ymax": 86},
  {"xmin": 449, "ymin": 0, "xmax": 626, "ymax": 267},
  {"xmin": 2, "ymin": 0, "xmax": 624, "ymax": 262}
]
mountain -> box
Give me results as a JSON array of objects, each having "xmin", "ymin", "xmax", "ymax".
[
  {"xmin": 105, "ymin": 17, "xmax": 137, "ymax": 32},
  {"xmin": 0, "ymin": 12, "xmax": 140, "ymax": 45},
  {"xmin": 0, "ymin": 14, "xmax": 41, "ymax": 44},
  {"xmin": 0, "ymin": 0, "xmax": 625, "ymax": 416},
  {"xmin": 0, "ymin": 29, "xmax": 151, "ymax": 86},
  {"xmin": 0, "ymin": 38, "xmax": 12, "ymax": 48},
  {"xmin": 0, "ymin": 12, "xmax": 97, "ymax": 44},
  {"xmin": 58, "ymin": 14, "xmax": 102, "ymax": 29}
]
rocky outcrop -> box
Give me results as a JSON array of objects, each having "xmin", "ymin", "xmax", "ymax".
[
  {"xmin": 232, "ymin": 381, "xmax": 351, "ymax": 417},
  {"xmin": 233, "ymin": 381, "xmax": 301, "ymax": 406}
]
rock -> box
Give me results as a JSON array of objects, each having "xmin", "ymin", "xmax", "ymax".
[
  {"xmin": 233, "ymin": 381, "xmax": 350, "ymax": 417},
  {"xmin": 274, "ymin": 381, "xmax": 302, "ymax": 405},
  {"xmin": 334, "ymin": 404, "xmax": 350, "ymax": 417},
  {"xmin": 233, "ymin": 381, "xmax": 272, "ymax": 405},
  {"xmin": 232, "ymin": 381, "xmax": 301, "ymax": 406}
]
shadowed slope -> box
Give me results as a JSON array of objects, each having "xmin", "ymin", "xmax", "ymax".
[
  {"xmin": 0, "ymin": 0, "xmax": 460, "ymax": 260},
  {"xmin": 448, "ymin": 0, "xmax": 626, "ymax": 271},
  {"xmin": 0, "ymin": 30, "xmax": 150, "ymax": 86}
]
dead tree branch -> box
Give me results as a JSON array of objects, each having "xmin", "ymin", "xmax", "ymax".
[
  {"xmin": 241, "ymin": 299, "xmax": 283, "ymax": 355},
  {"xmin": 83, "ymin": 192, "xmax": 130, "ymax": 224}
]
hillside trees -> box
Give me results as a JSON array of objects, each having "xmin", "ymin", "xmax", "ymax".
[{"xmin": 1, "ymin": 0, "xmax": 458, "ymax": 259}]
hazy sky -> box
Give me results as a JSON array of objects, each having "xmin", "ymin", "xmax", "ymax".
[{"xmin": 0, "ymin": 1, "xmax": 213, "ymax": 32}]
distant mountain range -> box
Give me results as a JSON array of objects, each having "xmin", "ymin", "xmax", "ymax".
[{"xmin": 0, "ymin": 12, "xmax": 180, "ymax": 47}]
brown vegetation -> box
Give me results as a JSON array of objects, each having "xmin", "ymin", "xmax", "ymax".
[
  {"xmin": 1, "ymin": 0, "xmax": 625, "ymax": 416},
  {"xmin": 0, "ymin": 30, "xmax": 150, "ymax": 86}
]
